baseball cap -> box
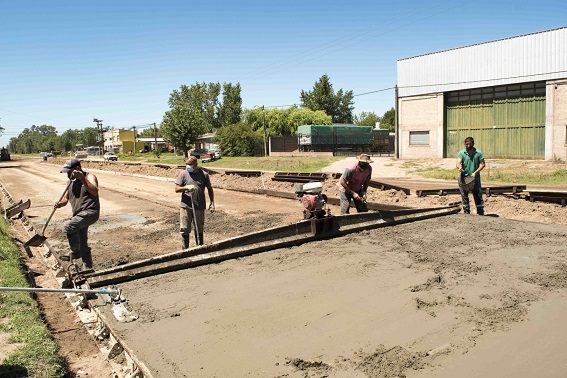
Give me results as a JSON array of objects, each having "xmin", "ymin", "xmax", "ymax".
[{"xmin": 61, "ymin": 159, "xmax": 81, "ymax": 173}]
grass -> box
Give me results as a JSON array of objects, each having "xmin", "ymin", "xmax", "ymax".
[
  {"xmin": 0, "ymin": 219, "xmax": 65, "ymax": 377},
  {"xmin": 116, "ymin": 153, "xmax": 342, "ymax": 172},
  {"xmin": 417, "ymin": 167, "xmax": 567, "ymax": 186}
]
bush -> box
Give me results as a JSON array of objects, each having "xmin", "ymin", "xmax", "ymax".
[{"xmin": 214, "ymin": 123, "xmax": 262, "ymax": 156}]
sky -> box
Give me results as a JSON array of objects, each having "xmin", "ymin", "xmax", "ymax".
[{"xmin": 0, "ymin": 0, "xmax": 566, "ymax": 147}]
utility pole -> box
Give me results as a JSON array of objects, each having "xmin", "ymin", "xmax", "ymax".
[
  {"xmin": 131, "ymin": 126, "xmax": 137, "ymax": 154},
  {"xmin": 93, "ymin": 118, "xmax": 103, "ymax": 155},
  {"xmin": 262, "ymin": 105, "xmax": 267, "ymax": 157},
  {"xmin": 394, "ymin": 85, "xmax": 399, "ymax": 159},
  {"xmin": 153, "ymin": 122, "xmax": 158, "ymax": 152}
]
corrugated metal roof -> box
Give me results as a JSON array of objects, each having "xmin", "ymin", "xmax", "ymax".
[{"xmin": 397, "ymin": 27, "xmax": 567, "ymax": 97}]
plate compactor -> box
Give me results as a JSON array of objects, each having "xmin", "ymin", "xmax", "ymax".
[{"xmin": 294, "ymin": 182, "xmax": 329, "ymax": 219}]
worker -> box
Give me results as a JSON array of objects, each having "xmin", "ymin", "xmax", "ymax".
[
  {"xmin": 338, "ymin": 154, "xmax": 373, "ymax": 214},
  {"xmin": 175, "ymin": 156, "xmax": 215, "ymax": 249},
  {"xmin": 55, "ymin": 159, "xmax": 100, "ymax": 269},
  {"xmin": 456, "ymin": 136, "xmax": 486, "ymax": 215}
]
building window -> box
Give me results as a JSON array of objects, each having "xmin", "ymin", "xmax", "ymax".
[{"xmin": 409, "ymin": 131, "xmax": 430, "ymax": 146}]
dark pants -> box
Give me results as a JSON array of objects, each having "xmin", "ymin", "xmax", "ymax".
[
  {"xmin": 339, "ymin": 191, "xmax": 368, "ymax": 214},
  {"xmin": 64, "ymin": 211, "xmax": 99, "ymax": 268},
  {"xmin": 459, "ymin": 176, "xmax": 484, "ymax": 215}
]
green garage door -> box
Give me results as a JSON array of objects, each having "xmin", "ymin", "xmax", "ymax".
[{"xmin": 445, "ymin": 82, "xmax": 546, "ymax": 159}]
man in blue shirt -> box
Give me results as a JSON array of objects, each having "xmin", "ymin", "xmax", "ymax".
[{"xmin": 456, "ymin": 137, "xmax": 486, "ymax": 215}]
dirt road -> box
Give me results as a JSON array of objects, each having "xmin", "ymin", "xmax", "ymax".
[
  {"xmin": 2, "ymin": 159, "xmax": 567, "ymax": 377},
  {"xmin": 0, "ymin": 160, "xmax": 304, "ymax": 269}
]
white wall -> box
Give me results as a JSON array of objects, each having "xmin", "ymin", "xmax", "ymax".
[{"xmin": 398, "ymin": 93, "xmax": 444, "ymax": 159}]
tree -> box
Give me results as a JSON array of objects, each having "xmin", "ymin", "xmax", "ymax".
[
  {"xmin": 161, "ymin": 106, "xmax": 207, "ymax": 156},
  {"xmin": 242, "ymin": 107, "xmax": 331, "ymax": 136},
  {"xmin": 300, "ymin": 74, "xmax": 354, "ymax": 123},
  {"xmin": 354, "ymin": 111, "xmax": 380, "ymax": 127},
  {"xmin": 139, "ymin": 126, "xmax": 162, "ymax": 138},
  {"xmin": 168, "ymin": 82, "xmax": 222, "ymax": 131},
  {"xmin": 219, "ymin": 83, "xmax": 242, "ymax": 127},
  {"xmin": 381, "ymin": 108, "xmax": 395, "ymax": 132},
  {"xmin": 213, "ymin": 123, "xmax": 261, "ymax": 156}
]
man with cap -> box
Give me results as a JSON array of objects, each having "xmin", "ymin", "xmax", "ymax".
[
  {"xmin": 175, "ymin": 156, "xmax": 215, "ymax": 249},
  {"xmin": 338, "ymin": 154, "xmax": 373, "ymax": 214},
  {"xmin": 55, "ymin": 159, "xmax": 100, "ymax": 269}
]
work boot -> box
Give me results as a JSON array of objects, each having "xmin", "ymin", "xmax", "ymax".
[
  {"xmin": 60, "ymin": 252, "xmax": 80, "ymax": 261},
  {"xmin": 181, "ymin": 234, "xmax": 190, "ymax": 249}
]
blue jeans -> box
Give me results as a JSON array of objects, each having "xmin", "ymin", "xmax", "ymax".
[
  {"xmin": 64, "ymin": 211, "xmax": 99, "ymax": 268},
  {"xmin": 459, "ymin": 175, "xmax": 484, "ymax": 214}
]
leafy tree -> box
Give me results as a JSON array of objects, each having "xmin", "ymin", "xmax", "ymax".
[
  {"xmin": 300, "ymin": 74, "xmax": 354, "ymax": 123},
  {"xmin": 80, "ymin": 127, "xmax": 99, "ymax": 147},
  {"xmin": 213, "ymin": 123, "xmax": 261, "ymax": 156},
  {"xmin": 139, "ymin": 126, "xmax": 162, "ymax": 138},
  {"xmin": 168, "ymin": 82, "xmax": 222, "ymax": 131},
  {"xmin": 242, "ymin": 107, "xmax": 331, "ymax": 136},
  {"xmin": 381, "ymin": 107, "xmax": 395, "ymax": 132},
  {"xmin": 219, "ymin": 83, "xmax": 242, "ymax": 127},
  {"xmin": 354, "ymin": 111, "xmax": 380, "ymax": 127},
  {"xmin": 59, "ymin": 129, "xmax": 76, "ymax": 152},
  {"xmin": 161, "ymin": 106, "xmax": 207, "ymax": 156}
]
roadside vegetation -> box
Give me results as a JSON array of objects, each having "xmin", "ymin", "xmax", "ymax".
[
  {"xmin": 0, "ymin": 218, "xmax": 65, "ymax": 377},
  {"xmin": 417, "ymin": 166, "xmax": 567, "ymax": 186}
]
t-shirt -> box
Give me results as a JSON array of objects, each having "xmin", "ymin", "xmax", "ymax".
[
  {"xmin": 457, "ymin": 148, "xmax": 484, "ymax": 176},
  {"xmin": 337, "ymin": 162, "xmax": 372, "ymax": 193},
  {"xmin": 175, "ymin": 169, "xmax": 212, "ymax": 210}
]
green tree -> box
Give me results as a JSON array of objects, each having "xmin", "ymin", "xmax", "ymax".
[
  {"xmin": 161, "ymin": 106, "xmax": 207, "ymax": 156},
  {"xmin": 300, "ymin": 74, "xmax": 354, "ymax": 123},
  {"xmin": 139, "ymin": 126, "xmax": 162, "ymax": 138},
  {"xmin": 213, "ymin": 123, "xmax": 261, "ymax": 156},
  {"xmin": 168, "ymin": 82, "xmax": 222, "ymax": 131},
  {"xmin": 219, "ymin": 83, "xmax": 242, "ymax": 127},
  {"xmin": 80, "ymin": 127, "xmax": 99, "ymax": 147},
  {"xmin": 242, "ymin": 107, "xmax": 331, "ymax": 136},
  {"xmin": 381, "ymin": 108, "xmax": 395, "ymax": 132},
  {"xmin": 354, "ymin": 111, "xmax": 380, "ymax": 127}
]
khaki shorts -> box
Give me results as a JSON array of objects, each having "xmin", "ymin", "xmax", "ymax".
[{"xmin": 179, "ymin": 207, "xmax": 205, "ymax": 235}]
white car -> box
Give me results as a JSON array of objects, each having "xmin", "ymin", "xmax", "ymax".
[{"xmin": 103, "ymin": 152, "xmax": 118, "ymax": 161}]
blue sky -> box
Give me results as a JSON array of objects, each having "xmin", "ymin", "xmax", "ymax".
[{"xmin": 0, "ymin": 0, "xmax": 565, "ymax": 147}]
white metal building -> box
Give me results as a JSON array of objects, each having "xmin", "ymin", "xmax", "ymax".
[{"xmin": 396, "ymin": 27, "xmax": 567, "ymax": 160}]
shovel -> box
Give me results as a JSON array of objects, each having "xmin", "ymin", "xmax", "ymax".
[{"xmin": 25, "ymin": 180, "xmax": 73, "ymax": 247}]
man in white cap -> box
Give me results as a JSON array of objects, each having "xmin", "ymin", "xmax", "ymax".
[
  {"xmin": 55, "ymin": 159, "xmax": 100, "ymax": 269},
  {"xmin": 338, "ymin": 154, "xmax": 373, "ymax": 214}
]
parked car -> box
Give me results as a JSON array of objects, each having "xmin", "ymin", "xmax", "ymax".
[
  {"xmin": 189, "ymin": 148, "xmax": 209, "ymax": 158},
  {"xmin": 74, "ymin": 151, "xmax": 88, "ymax": 159},
  {"xmin": 209, "ymin": 148, "xmax": 222, "ymax": 159},
  {"xmin": 103, "ymin": 152, "xmax": 118, "ymax": 161}
]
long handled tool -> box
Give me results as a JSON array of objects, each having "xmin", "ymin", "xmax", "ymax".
[
  {"xmin": 25, "ymin": 180, "xmax": 73, "ymax": 247},
  {"xmin": 189, "ymin": 193, "xmax": 201, "ymax": 245}
]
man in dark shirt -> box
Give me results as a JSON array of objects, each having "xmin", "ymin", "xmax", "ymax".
[
  {"xmin": 175, "ymin": 156, "xmax": 215, "ymax": 249},
  {"xmin": 55, "ymin": 159, "xmax": 100, "ymax": 269}
]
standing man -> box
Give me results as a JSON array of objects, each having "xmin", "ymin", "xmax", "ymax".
[
  {"xmin": 175, "ymin": 156, "xmax": 215, "ymax": 249},
  {"xmin": 456, "ymin": 136, "xmax": 486, "ymax": 215},
  {"xmin": 56, "ymin": 159, "xmax": 100, "ymax": 269},
  {"xmin": 338, "ymin": 154, "xmax": 373, "ymax": 214}
]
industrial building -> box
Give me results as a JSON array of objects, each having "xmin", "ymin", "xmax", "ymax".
[{"xmin": 396, "ymin": 27, "xmax": 567, "ymax": 160}]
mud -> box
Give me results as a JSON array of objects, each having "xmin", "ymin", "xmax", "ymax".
[
  {"xmin": 98, "ymin": 215, "xmax": 567, "ymax": 377},
  {"xmin": 3, "ymin": 158, "xmax": 567, "ymax": 377}
]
